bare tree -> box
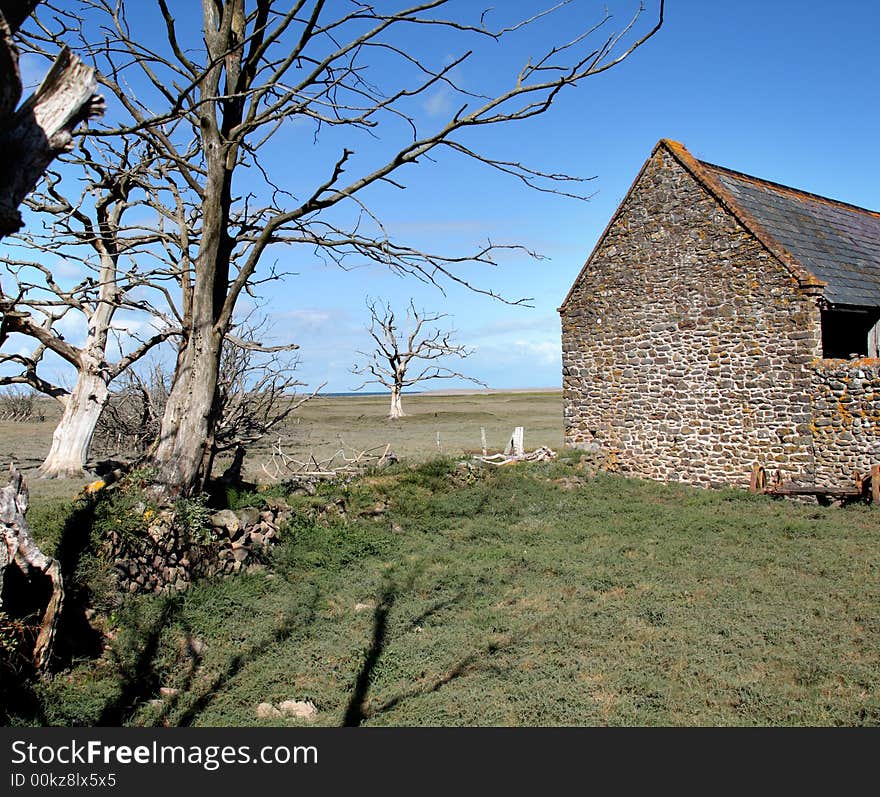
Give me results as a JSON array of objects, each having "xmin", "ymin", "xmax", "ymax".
[
  {"xmin": 0, "ymin": 135, "xmax": 182, "ymax": 477},
  {"xmin": 91, "ymin": 357, "xmax": 171, "ymax": 460},
  {"xmin": 205, "ymin": 315, "xmax": 315, "ymax": 484},
  {"xmin": 352, "ymin": 299, "xmax": 483, "ymax": 419},
  {"xmin": 27, "ymin": 0, "xmax": 663, "ymax": 495},
  {"xmin": 0, "ymin": 385, "xmax": 43, "ymax": 421},
  {"xmin": 92, "ymin": 315, "xmax": 317, "ymax": 487}
]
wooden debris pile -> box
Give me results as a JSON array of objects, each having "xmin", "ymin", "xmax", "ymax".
[
  {"xmin": 474, "ymin": 446, "xmax": 557, "ymax": 467},
  {"xmin": 473, "ymin": 426, "xmax": 556, "ymax": 466},
  {"xmin": 262, "ymin": 439, "xmax": 397, "ymax": 482}
]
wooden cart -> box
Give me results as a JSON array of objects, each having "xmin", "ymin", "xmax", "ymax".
[{"xmin": 749, "ymin": 463, "xmax": 880, "ymax": 506}]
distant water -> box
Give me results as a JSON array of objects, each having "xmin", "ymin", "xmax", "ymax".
[{"xmin": 324, "ymin": 391, "xmax": 421, "ymax": 397}]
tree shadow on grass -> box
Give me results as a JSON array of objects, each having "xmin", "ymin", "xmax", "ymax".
[
  {"xmin": 363, "ymin": 635, "xmax": 522, "ymax": 725},
  {"xmin": 97, "ymin": 593, "xmax": 183, "ymax": 726},
  {"xmin": 53, "ymin": 499, "xmax": 105, "ymax": 666},
  {"xmin": 343, "ymin": 585, "xmax": 522, "ymax": 726},
  {"xmin": 96, "ymin": 582, "xmax": 321, "ymax": 727},
  {"xmin": 172, "ymin": 584, "xmax": 322, "ymax": 727},
  {"xmin": 0, "ymin": 498, "xmax": 103, "ymax": 725},
  {"xmin": 408, "ymin": 590, "xmax": 464, "ymax": 629},
  {"xmin": 343, "ymin": 584, "xmax": 395, "ymax": 727}
]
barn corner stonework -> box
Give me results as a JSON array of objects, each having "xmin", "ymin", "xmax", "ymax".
[{"xmin": 560, "ymin": 141, "xmax": 880, "ymax": 488}]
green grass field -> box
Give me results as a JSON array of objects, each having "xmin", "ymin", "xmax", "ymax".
[{"xmin": 5, "ymin": 392, "xmax": 880, "ymax": 726}]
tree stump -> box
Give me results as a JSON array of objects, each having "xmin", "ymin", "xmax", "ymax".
[
  {"xmin": 504, "ymin": 427, "xmax": 524, "ymax": 458},
  {"xmin": 0, "ymin": 465, "xmax": 64, "ymax": 670}
]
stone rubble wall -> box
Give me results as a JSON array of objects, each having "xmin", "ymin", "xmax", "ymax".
[
  {"xmin": 106, "ymin": 502, "xmax": 290, "ymax": 595},
  {"xmin": 561, "ymin": 147, "xmax": 826, "ymax": 487}
]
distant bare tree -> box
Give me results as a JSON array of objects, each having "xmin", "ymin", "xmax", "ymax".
[
  {"xmin": 353, "ymin": 299, "xmax": 484, "ymax": 419},
  {"xmin": 0, "ymin": 385, "xmax": 43, "ymax": 422},
  {"xmin": 23, "ymin": 0, "xmax": 664, "ymax": 496}
]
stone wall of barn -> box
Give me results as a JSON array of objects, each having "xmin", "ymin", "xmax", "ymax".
[
  {"xmin": 560, "ymin": 146, "xmax": 826, "ymax": 487},
  {"xmin": 809, "ymin": 360, "xmax": 880, "ymax": 484}
]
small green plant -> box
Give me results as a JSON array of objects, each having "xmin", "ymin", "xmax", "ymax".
[
  {"xmin": 0, "ymin": 611, "xmax": 26, "ymax": 659},
  {"xmin": 173, "ymin": 494, "xmax": 215, "ymax": 544},
  {"xmin": 89, "ymin": 485, "xmax": 156, "ymax": 548},
  {"xmin": 122, "ymin": 465, "xmax": 159, "ymax": 488}
]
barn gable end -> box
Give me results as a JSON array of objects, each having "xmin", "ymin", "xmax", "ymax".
[{"xmin": 560, "ymin": 142, "xmax": 829, "ymax": 487}]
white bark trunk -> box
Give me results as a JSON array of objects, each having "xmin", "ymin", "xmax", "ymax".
[
  {"xmin": 39, "ymin": 369, "xmax": 108, "ymax": 479},
  {"xmin": 388, "ymin": 386, "xmax": 405, "ymax": 419},
  {"xmin": 0, "ymin": 41, "xmax": 103, "ymax": 238}
]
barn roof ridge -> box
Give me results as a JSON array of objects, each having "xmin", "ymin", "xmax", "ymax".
[
  {"xmin": 560, "ymin": 139, "xmax": 880, "ymax": 311},
  {"xmin": 694, "ymin": 157, "xmax": 880, "ymax": 220},
  {"xmin": 656, "ymin": 139, "xmax": 826, "ymax": 293}
]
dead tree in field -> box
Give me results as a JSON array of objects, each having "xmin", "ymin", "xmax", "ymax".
[
  {"xmin": 352, "ymin": 299, "xmax": 484, "ymax": 419},
  {"xmin": 205, "ymin": 316, "xmax": 315, "ymax": 484},
  {"xmin": 28, "ymin": 0, "xmax": 664, "ymax": 495},
  {"xmin": 91, "ymin": 358, "xmax": 170, "ymax": 461},
  {"xmin": 0, "ymin": 0, "xmax": 103, "ymax": 240},
  {"xmin": 0, "ymin": 136, "xmax": 182, "ymax": 477},
  {"xmin": 92, "ymin": 316, "xmax": 318, "ymax": 487}
]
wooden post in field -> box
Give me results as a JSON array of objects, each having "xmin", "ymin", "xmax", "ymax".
[
  {"xmin": 504, "ymin": 427, "xmax": 524, "ymax": 457},
  {"xmin": 872, "ymin": 464, "xmax": 880, "ymax": 504},
  {"xmin": 480, "ymin": 427, "xmax": 487, "ymax": 457},
  {"xmin": 436, "ymin": 431, "xmax": 441, "ymax": 452}
]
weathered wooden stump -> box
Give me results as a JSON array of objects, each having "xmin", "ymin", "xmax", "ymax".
[{"xmin": 0, "ymin": 465, "xmax": 64, "ymax": 670}]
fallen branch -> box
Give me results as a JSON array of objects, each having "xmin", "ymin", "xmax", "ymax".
[{"xmin": 474, "ymin": 446, "xmax": 557, "ymax": 467}]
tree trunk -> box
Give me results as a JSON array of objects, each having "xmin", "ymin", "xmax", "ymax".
[
  {"xmin": 39, "ymin": 369, "xmax": 108, "ymax": 479},
  {"xmin": 0, "ymin": 465, "xmax": 64, "ymax": 671},
  {"xmin": 150, "ymin": 326, "xmax": 222, "ymax": 496},
  {"xmin": 388, "ymin": 385, "xmax": 405, "ymax": 419}
]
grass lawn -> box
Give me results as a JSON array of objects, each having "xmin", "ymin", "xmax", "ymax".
[{"xmin": 15, "ymin": 453, "xmax": 880, "ymax": 727}]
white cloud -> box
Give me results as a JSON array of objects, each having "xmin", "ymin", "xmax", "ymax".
[
  {"xmin": 285, "ymin": 309, "xmax": 333, "ymax": 328},
  {"xmin": 513, "ymin": 339, "xmax": 560, "ymax": 367},
  {"xmin": 110, "ymin": 317, "xmax": 153, "ymax": 336},
  {"xmin": 50, "ymin": 259, "xmax": 85, "ymax": 281},
  {"xmin": 423, "ymin": 86, "xmax": 453, "ymax": 117}
]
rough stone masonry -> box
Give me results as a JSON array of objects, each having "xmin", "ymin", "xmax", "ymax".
[{"xmin": 560, "ymin": 141, "xmax": 880, "ymax": 488}]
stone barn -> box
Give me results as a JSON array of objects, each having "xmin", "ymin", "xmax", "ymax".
[{"xmin": 559, "ymin": 139, "xmax": 880, "ymax": 488}]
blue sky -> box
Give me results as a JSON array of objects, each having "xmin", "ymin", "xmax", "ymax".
[
  {"xmin": 259, "ymin": 0, "xmax": 880, "ymax": 392},
  {"xmin": 7, "ymin": 1, "xmax": 880, "ymax": 394}
]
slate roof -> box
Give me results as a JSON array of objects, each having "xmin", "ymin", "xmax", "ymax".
[
  {"xmin": 559, "ymin": 140, "xmax": 880, "ymax": 312},
  {"xmin": 698, "ymin": 160, "xmax": 880, "ymax": 308}
]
